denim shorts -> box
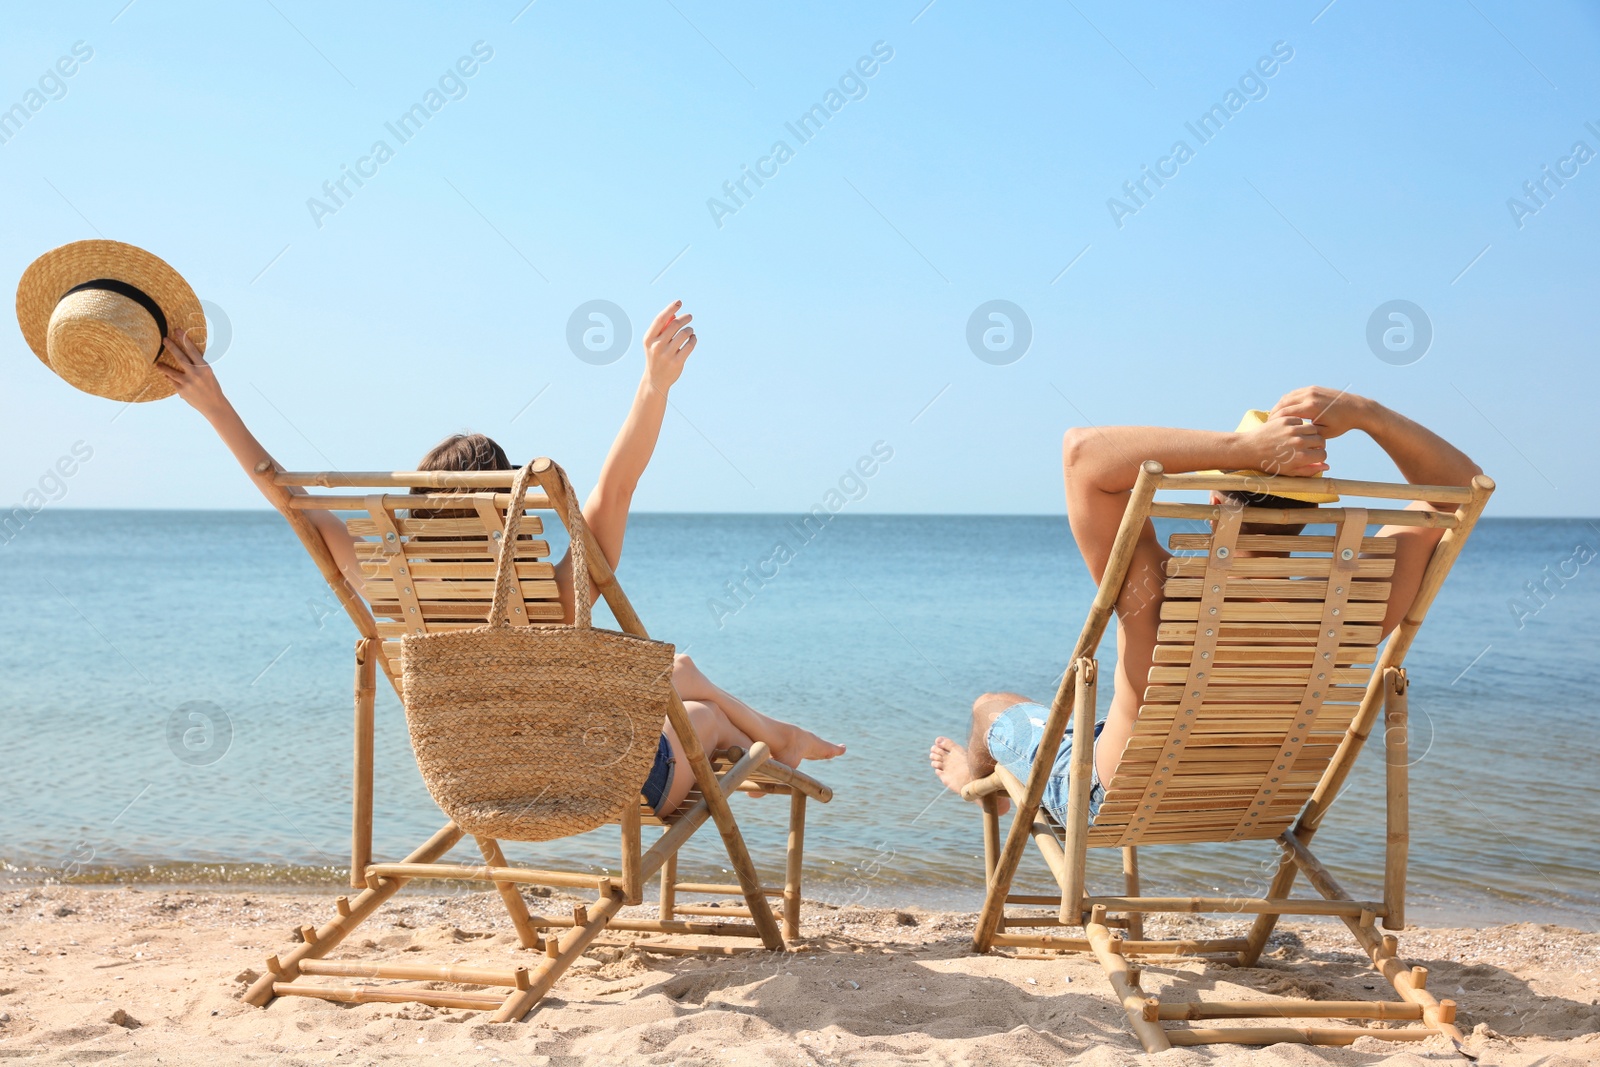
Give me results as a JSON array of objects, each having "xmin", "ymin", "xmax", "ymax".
[
  {"xmin": 986, "ymin": 702, "xmax": 1105, "ymax": 825},
  {"xmin": 639, "ymin": 733, "xmax": 675, "ymax": 817}
]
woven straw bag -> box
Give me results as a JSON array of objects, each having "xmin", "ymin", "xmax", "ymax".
[{"xmin": 400, "ymin": 460, "xmax": 675, "ymax": 842}]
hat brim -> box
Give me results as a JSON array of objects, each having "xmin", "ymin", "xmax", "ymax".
[{"xmin": 16, "ymin": 240, "xmax": 205, "ymax": 402}]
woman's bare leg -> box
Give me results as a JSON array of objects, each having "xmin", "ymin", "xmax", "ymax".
[
  {"xmin": 670, "ymin": 654, "xmax": 844, "ymax": 769},
  {"xmin": 658, "ymin": 700, "xmax": 753, "ymax": 818}
]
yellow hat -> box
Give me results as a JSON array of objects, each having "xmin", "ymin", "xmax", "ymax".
[
  {"xmin": 16, "ymin": 240, "xmax": 205, "ymax": 403},
  {"xmin": 1201, "ymin": 409, "xmax": 1338, "ymax": 505}
]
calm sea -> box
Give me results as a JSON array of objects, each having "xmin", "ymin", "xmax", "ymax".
[{"xmin": 2, "ymin": 511, "xmax": 1596, "ymax": 928}]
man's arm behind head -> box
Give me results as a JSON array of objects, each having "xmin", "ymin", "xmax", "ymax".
[
  {"xmin": 1269, "ymin": 388, "xmax": 1484, "ymax": 635},
  {"xmin": 1271, "ymin": 387, "xmax": 1482, "ymax": 504},
  {"xmin": 1061, "ymin": 419, "xmax": 1327, "ymax": 582}
]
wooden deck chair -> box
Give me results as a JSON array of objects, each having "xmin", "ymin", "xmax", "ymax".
[
  {"xmin": 960, "ymin": 462, "xmax": 1494, "ymax": 1052},
  {"xmin": 238, "ymin": 457, "xmax": 832, "ymax": 1020}
]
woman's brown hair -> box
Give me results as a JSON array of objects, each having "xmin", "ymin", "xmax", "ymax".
[
  {"xmin": 410, "ymin": 433, "xmax": 512, "ymax": 519},
  {"xmin": 417, "ymin": 433, "xmax": 511, "ymax": 476}
]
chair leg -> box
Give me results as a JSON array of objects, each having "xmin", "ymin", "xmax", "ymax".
[
  {"xmin": 783, "ymin": 792, "xmax": 805, "ymax": 941},
  {"xmin": 475, "ymin": 837, "xmax": 542, "ymax": 949},
  {"xmin": 621, "ymin": 795, "xmax": 643, "ymax": 905},
  {"xmin": 1122, "ymin": 847, "xmax": 1144, "ymax": 942},
  {"xmin": 981, "ymin": 796, "xmax": 1001, "ymax": 880},
  {"xmin": 1085, "ymin": 904, "xmax": 1172, "ymax": 1053},
  {"xmin": 245, "ymin": 821, "xmax": 464, "ymax": 1006},
  {"xmin": 1238, "ymin": 851, "xmax": 1298, "ymax": 966},
  {"xmin": 1282, "ymin": 831, "xmax": 1465, "ymax": 1047},
  {"xmin": 981, "ymin": 795, "xmax": 1004, "ymax": 933},
  {"xmin": 658, "ymin": 848, "xmax": 677, "ymax": 921},
  {"xmin": 664, "ymin": 696, "xmax": 785, "ymax": 950},
  {"xmin": 351, "ymin": 638, "xmax": 377, "ymax": 889},
  {"xmin": 492, "ymin": 891, "xmax": 625, "ymax": 1022},
  {"xmin": 1058, "ymin": 659, "xmax": 1098, "ymax": 925},
  {"xmin": 1383, "ymin": 668, "xmax": 1409, "ymax": 931},
  {"xmin": 704, "ymin": 794, "xmax": 783, "ymax": 948},
  {"xmin": 975, "ymin": 662, "xmax": 1084, "ymax": 950}
]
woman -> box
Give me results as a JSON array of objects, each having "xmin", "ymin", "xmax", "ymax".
[{"xmin": 159, "ymin": 300, "xmax": 843, "ymax": 817}]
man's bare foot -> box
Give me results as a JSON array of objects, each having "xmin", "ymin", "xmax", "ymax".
[
  {"xmin": 769, "ymin": 724, "xmax": 845, "ymax": 770},
  {"xmin": 930, "ymin": 736, "xmax": 1008, "ymax": 813}
]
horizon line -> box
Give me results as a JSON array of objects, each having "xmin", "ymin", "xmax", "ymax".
[{"xmin": 12, "ymin": 507, "xmax": 1598, "ymax": 521}]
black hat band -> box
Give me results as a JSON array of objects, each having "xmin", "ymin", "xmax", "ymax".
[{"xmin": 59, "ymin": 278, "xmax": 168, "ymax": 343}]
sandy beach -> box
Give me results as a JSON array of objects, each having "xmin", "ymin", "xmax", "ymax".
[{"xmin": 2, "ymin": 884, "xmax": 1594, "ymax": 1065}]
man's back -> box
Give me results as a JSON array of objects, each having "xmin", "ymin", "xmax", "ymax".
[{"xmin": 1062, "ymin": 388, "xmax": 1482, "ymax": 792}]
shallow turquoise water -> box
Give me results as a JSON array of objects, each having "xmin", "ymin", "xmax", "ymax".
[{"xmin": 2, "ymin": 511, "xmax": 1596, "ymax": 927}]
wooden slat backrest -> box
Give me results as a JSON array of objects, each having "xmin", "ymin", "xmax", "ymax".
[
  {"xmin": 344, "ymin": 495, "xmax": 563, "ymax": 686},
  {"xmin": 1086, "ymin": 505, "xmax": 1396, "ymax": 848},
  {"xmin": 264, "ymin": 474, "xmax": 567, "ymax": 690}
]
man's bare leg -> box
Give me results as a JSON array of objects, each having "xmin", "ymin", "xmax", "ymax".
[
  {"xmin": 670, "ymin": 653, "xmax": 845, "ymax": 769},
  {"xmin": 930, "ymin": 691, "xmax": 1033, "ymax": 814}
]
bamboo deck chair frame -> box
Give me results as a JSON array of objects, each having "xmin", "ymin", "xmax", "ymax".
[
  {"xmin": 960, "ymin": 462, "xmax": 1494, "ymax": 1052},
  {"xmin": 239, "ymin": 457, "xmax": 832, "ymax": 1021}
]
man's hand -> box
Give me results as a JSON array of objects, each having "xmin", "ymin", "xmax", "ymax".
[
  {"xmin": 157, "ymin": 328, "xmax": 228, "ymax": 418},
  {"xmin": 643, "ymin": 300, "xmax": 696, "ymax": 394},
  {"xmin": 1271, "ymin": 386, "xmax": 1375, "ymax": 440},
  {"xmin": 1242, "ymin": 414, "xmax": 1329, "ymax": 476}
]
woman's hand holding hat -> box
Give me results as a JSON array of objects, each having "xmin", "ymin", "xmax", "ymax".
[{"xmin": 157, "ymin": 328, "xmax": 225, "ymax": 418}]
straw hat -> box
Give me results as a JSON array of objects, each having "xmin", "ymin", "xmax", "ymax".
[
  {"xmin": 16, "ymin": 240, "xmax": 205, "ymax": 403},
  {"xmin": 1201, "ymin": 409, "xmax": 1339, "ymax": 504}
]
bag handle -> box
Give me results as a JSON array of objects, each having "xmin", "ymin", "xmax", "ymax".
[{"xmin": 489, "ymin": 459, "xmax": 592, "ymax": 630}]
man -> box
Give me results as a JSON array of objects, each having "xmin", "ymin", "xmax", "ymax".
[{"xmin": 929, "ymin": 386, "xmax": 1481, "ymax": 818}]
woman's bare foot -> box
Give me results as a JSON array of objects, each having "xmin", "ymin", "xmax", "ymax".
[
  {"xmin": 930, "ymin": 736, "xmax": 1008, "ymax": 813},
  {"xmin": 669, "ymin": 655, "xmax": 842, "ymax": 771},
  {"xmin": 769, "ymin": 724, "xmax": 846, "ymax": 770}
]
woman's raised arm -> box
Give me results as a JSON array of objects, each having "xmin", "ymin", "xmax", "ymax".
[
  {"xmin": 158, "ymin": 329, "xmax": 363, "ymax": 587},
  {"xmin": 578, "ymin": 300, "xmax": 696, "ymax": 569}
]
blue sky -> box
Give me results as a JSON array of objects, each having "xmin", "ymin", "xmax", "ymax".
[{"xmin": 2, "ymin": 0, "xmax": 1596, "ymax": 515}]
